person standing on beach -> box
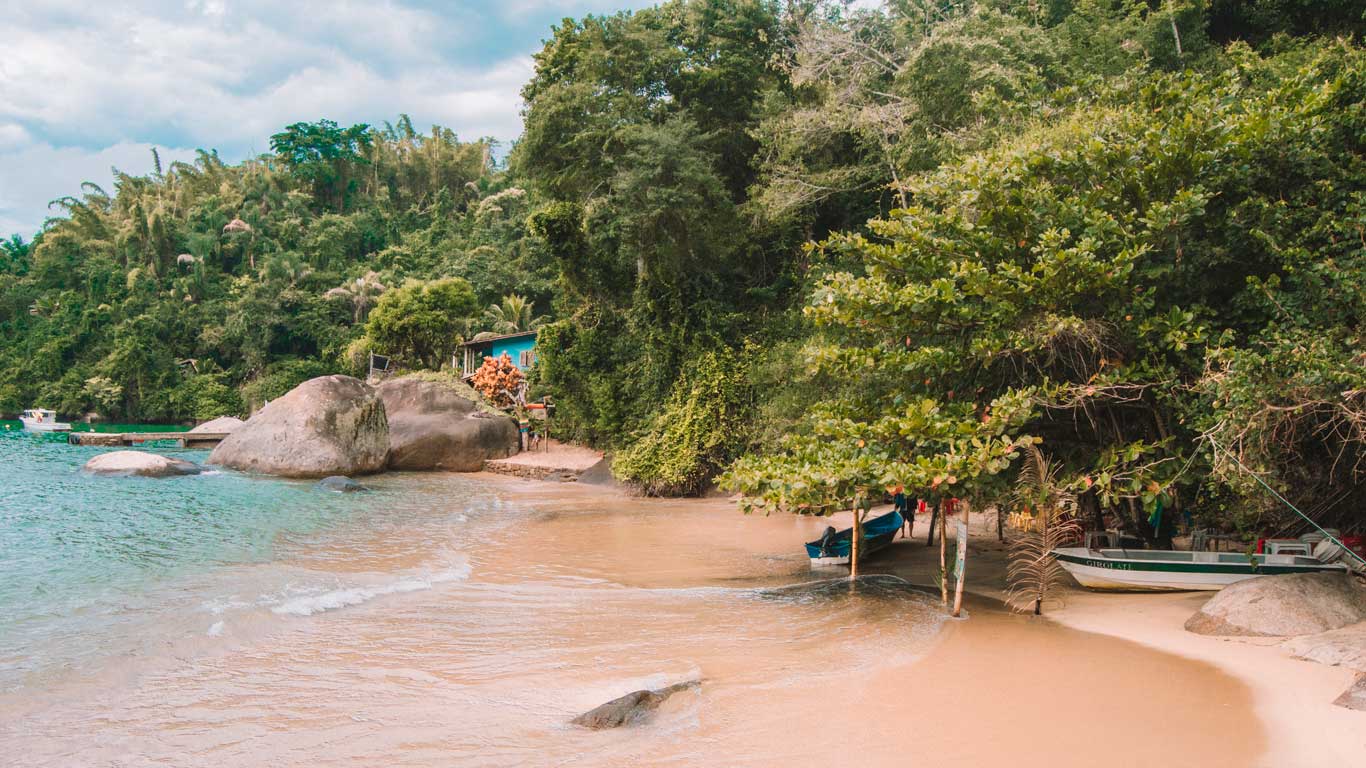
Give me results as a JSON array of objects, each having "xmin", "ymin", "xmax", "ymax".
[
  {"xmin": 892, "ymin": 485, "xmax": 912, "ymax": 537},
  {"xmin": 517, "ymin": 408, "xmax": 531, "ymax": 452}
]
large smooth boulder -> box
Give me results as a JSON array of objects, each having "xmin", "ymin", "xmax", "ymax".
[
  {"xmin": 189, "ymin": 415, "xmax": 244, "ymax": 433},
  {"xmin": 571, "ymin": 681, "xmax": 699, "ymax": 729},
  {"xmin": 1186, "ymin": 572, "xmax": 1366, "ymax": 637},
  {"xmin": 377, "ymin": 377, "xmax": 518, "ymax": 472},
  {"xmin": 84, "ymin": 450, "xmax": 202, "ymax": 478},
  {"xmin": 208, "ymin": 375, "xmax": 388, "ymax": 478}
]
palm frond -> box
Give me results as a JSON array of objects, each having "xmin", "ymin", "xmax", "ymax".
[{"xmin": 1005, "ymin": 445, "xmax": 1081, "ymax": 615}]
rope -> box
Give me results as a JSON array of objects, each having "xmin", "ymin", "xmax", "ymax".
[{"xmin": 1208, "ymin": 439, "xmax": 1366, "ymax": 569}]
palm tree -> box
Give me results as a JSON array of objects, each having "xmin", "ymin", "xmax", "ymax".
[
  {"xmin": 483, "ymin": 294, "xmax": 546, "ymax": 334},
  {"xmin": 325, "ymin": 271, "xmax": 387, "ymax": 323},
  {"xmin": 1005, "ymin": 445, "xmax": 1082, "ymax": 615}
]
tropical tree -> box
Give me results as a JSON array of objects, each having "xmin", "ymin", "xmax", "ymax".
[
  {"xmin": 325, "ymin": 271, "xmax": 388, "ymax": 323},
  {"xmin": 482, "ymin": 294, "xmax": 546, "ymax": 334},
  {"xmin": 361, "ymin": 277, "xmax": 478, "ymax": 370}
]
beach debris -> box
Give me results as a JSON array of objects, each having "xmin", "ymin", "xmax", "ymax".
[
  {"xmin": 571, "ymin": 680, "xmax": 699, "ymax": 729},
  {"xmin": 1185, "ymin": 572, "xmax": 1366, "ymax": 637},
  {"xmin": 83, "ymin": 450, "xmax": 202, "ymax": 478},
  {"xmin": 208, "ymin": 375, "xmax": 389, "ymax": 478},
  {"xmin": 377, "ymin": 376, "xmax": 517, "ymax": 472},
  {"xmin": 317, "ymin": 475, "xmax": 368, "ymax": 493}
]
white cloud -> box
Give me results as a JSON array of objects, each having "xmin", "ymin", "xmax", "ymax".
[
  {"xmin": 0, "ymin": 141, "xmax": 198, "ymax": 238},
  {"xmin": 0, "ymin": 0, "xmax": 574, "ymax": 236}
]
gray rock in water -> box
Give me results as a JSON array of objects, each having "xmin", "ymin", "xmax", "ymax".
[
  {"xmin": 84, "ymin": 450, "xmax": 202, "ymax": 478},
  {"xmin": 317, "ymin": 475, "xmax": 368, "ymax": 493},
  {"xmin": 1186, "ymin": 572, "xmax": 1366, "ymax": 637},
  {"xmin": 208, "ymin": 375, "xmax": 389, "ymax": 478},
  {"xmin": 571, "ymin": 680, "xmax": 699, "ymax": 729},
  {"xmin": 189, "ymin": 415, "xmax": 245, "ymax": 434},
  {"xmin": 377, "ymin": 376, "xmax": 518, "ymax": 472}
]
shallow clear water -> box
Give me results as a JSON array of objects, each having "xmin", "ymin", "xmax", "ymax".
[
  {"xmin": 0, "ymin": 423, "xmax": 386, "ymax": 690},
  {"xmin": 0, "ymin": 428, "xmax": 949, "ymax": 766}
]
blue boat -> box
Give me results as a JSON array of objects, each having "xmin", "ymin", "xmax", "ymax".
[{"xmin": 805, "ymin": 510, "xmax": 905, "ymax": 567}]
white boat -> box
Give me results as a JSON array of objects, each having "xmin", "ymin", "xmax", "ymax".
[
  {"xmin": 19, "ymin": 408, "xmax": 72, "ymax": 432},
  {"xmin": 1052, "ymin": 546, "xmax": 1348, "ymax": 592}
]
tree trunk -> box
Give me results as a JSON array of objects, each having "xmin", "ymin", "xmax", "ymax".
[
  {"xmin": 926, "ymin": 503, "xmax": 938, "ymax": 547},
  {"xmin": 938, "ymin": 501, "xmax": 948, "ymax": 605},
  {"xmin": 952, "ymin": 508, "xmax": 968, "ymax": 618}
]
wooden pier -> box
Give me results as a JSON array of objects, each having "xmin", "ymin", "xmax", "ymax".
[{"xmin": 68, "ymin": 431, "xmax": 229, "ymax": 449}]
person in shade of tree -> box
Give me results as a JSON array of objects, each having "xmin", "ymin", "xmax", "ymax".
[{"xmin": 892, "ymin": 485, "xmax": 912, "ymax": 538}]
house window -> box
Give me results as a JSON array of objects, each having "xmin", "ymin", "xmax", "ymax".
[{"xmin": 519, "ymin": 350, "xmax": 537, "ymax": 367}]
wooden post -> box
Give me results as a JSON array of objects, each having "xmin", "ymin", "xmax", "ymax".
[
  {"xmin": 938, "ymin": 500, "xmax": 948, "ymax": 605},
  {"xmin": 952, "ymin": 511, "xmax": 968, "ymax": 618},
  {"xmin": 849, "ymin": 499, "xmax": 861, "ymax": 580}
]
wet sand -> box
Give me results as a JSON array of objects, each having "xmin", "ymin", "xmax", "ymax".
[{"xmin": 0, "ymin": 475, "xmax": 1290, "ymax": 766}]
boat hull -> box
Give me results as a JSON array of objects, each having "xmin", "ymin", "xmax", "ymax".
[
  {"xmin": 805, "ymin": 510, "xmax": 904, "ymax": 568},
  {"xmin": 1053, "ymin": 547, "xmax": 1347, "ymax": 592},
  {"xmin": 20, "ymin": 417, "xmax": 72, "ymax": 433}
]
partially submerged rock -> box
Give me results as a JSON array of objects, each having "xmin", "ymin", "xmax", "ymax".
[
  {"xmin": 377, "ymin": 376, "xmax": 518, "ymax": 472},
  {"xmin": 317, "ymin": 475, "xmax": 368, "ymax": 493},
  {"xmin": 189, "ymin": 415, "xmax": 245, "ymax": 434},
  {"xmin": 1185, "ymin": 572, "xmax": 1366, "ymax": 637},
  {"xmin": 208, "ymin": 375, "xmax": 389, "ymax": 478},
  {"xmin": 571, "ymin": 681, "xmax": 699, "ymax": 729},
  {"xmin": 84, "ymin": 450, "xmax": 202, "ymax": 478}
]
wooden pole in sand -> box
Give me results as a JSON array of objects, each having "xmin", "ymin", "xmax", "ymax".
[
  {"xmin": 938, "ymin": 500, "xmax": 948, "ymax": 605},
  {"xmin": 952, "ymin": 507, "xmax": 969, "ymax": 618},
  {"xmin": 849, "ymin": 497, "xmax": 862, "ymax": 580}
]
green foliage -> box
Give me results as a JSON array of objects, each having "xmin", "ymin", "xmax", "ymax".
[
  {"xmin": 168, "ymin": 373, "xmax": 243, "ymax": 420},
  {"xmin": 613, "ymin": 350, "xmax": 752, "ymax": 495},
  {"xmin": 361, "ymin": 278, "xmax": 478, "ymax": 370},
  {"xmin": 0, "ymin": 116, "xmax": 555, "ymax": 421},
  {"xmin": 732, "ymin": 33, "xmax": 1366, "ymax": 532},
  {"xmin": 241, "ymin": 359, "xmax": 336, "ymax": 408},
  {"xmin": 270, "ymin": 120, "xmax": 372, "ymax": 210}
]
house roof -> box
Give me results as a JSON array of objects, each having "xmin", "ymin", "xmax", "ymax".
[{"xmin": 457, "ymin": 329, "xmax": 538, "ymax": 349}]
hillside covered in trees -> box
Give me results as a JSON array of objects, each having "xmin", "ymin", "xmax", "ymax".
[{"xmin": 3, "ymin": 0, "xmax": 1365, "ymax": 537}]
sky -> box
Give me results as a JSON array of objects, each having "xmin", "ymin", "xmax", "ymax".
[{"xmin": 0, "ymin": 0, "xmax": 658, "ymax": 238}]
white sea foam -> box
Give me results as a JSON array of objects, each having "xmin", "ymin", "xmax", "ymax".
[
  {"xmin": 270, "ymin": 563, "xmax": 472, "ymax": 617},
  {"xmin": 207, "ymin": 621, "xmax": 224, "ymax": 637}
]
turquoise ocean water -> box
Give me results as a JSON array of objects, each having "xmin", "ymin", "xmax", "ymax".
[{"xmin": 0, "ymin": 422, "xmax": 396, "ymax": 692}]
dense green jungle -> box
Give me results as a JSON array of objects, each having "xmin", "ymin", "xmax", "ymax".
[{"xmin": 3, "ymin": 1, "xmax": 1364, "ymax": 540}]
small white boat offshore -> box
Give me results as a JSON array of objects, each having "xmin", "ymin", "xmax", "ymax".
[
  {"xmin": 1052, "ymin": 547, "xmax": 1348, "ymax": 592},
  {"xmin": 19, "ymin": 408, "xmax": 72, "ymax": 432}
]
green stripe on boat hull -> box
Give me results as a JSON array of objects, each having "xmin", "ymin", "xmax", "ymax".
[{"xmin": 1052, "ymin": 548, "xmax": 1347, "ymax": 592}]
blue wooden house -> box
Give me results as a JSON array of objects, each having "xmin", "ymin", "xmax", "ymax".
[{"xmin": 459, "ymin": 330, "xmax": 538, "ymax": 378}]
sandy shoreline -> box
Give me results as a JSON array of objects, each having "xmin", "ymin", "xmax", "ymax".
[
  {"xmin": 801, "ymin": 499, "xmax": 1366, "ymax": 767},
  {"xmin": 4, "ymin": 472, "xmax": 1361, "ymax": 766}
]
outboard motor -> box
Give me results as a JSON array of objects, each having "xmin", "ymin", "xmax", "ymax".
[{"xmin": 817, "ymin": 526, "xmax": 839, "ymax": 557}]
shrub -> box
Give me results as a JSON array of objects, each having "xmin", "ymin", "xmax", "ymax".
[
  {"xmin": 470, "ymin": 352, "xmax": 524, "ymax": 409},
  {"xmin": 612, "ymin": 350, "xmax": 751, "ymax": 496}
]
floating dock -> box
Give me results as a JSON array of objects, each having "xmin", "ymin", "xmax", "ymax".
[{"xmin": 68, "ymin": 432, "xmax": 229, "ymax": 449}]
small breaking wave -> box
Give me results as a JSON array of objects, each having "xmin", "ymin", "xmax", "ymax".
[{"xmin": 270, "ymin": 563, "xmax": 472, "ymax": 617}]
